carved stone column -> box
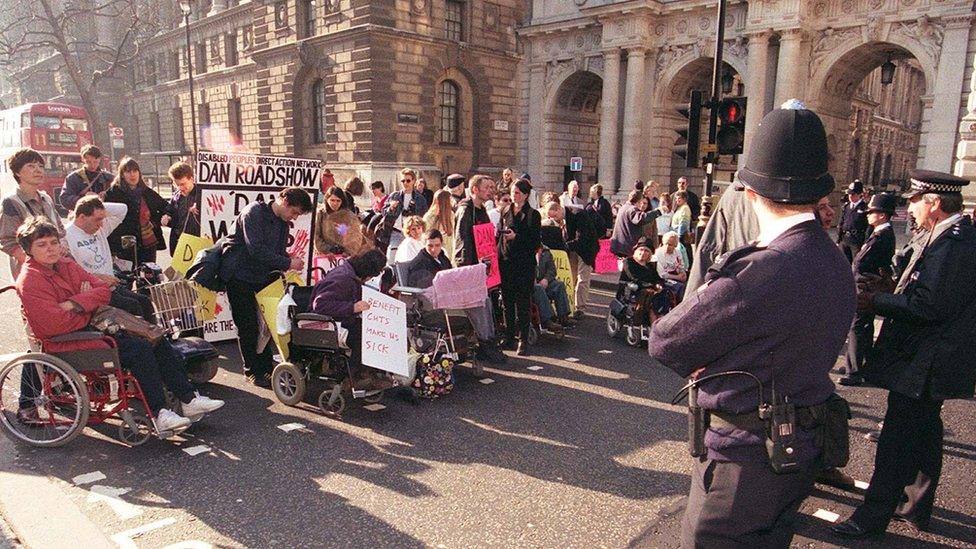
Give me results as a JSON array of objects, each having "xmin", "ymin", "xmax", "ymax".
[
  {"xmin": 773, "ymin": 29, "xmax": 805, "ymax": 107},
  {"xmin": 208, "ymin": 0, "xmax": 228, "ymax": 17},
  {"xmin": 619, "ymin": 47, "xmax": 647, "ymax": 189},
  {"xmin": 598, "ymin": 49, "xmax": 622, "ymax": 192},
  {"xmin": 743, "ymin": 31, "xmax": 771, "ymax": 162},
  {"xmin": 527, "ymin": 63, "xmax": 547, "ymax": 183},
  {"xmin": 922, "ymin": 15, "xmax": 971, "ymax": 172}
]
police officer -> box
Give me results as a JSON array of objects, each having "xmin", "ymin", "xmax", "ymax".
[
  {"xmin": 837, "ymin": 179, "xmax": 869, "ymax": 262},
  {"xmin": 839, "ymin": 193, "xmax": 897, "ymax": 386},
  {"xmin": 833, "ymin": 171, "xmax": 976, "ymax": 538},
  {"xmin": 649, "ymin": 102, "xmax": 856, "ymax": 548}
]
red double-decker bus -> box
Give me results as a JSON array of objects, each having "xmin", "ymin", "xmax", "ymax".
[{"xmin": 0, "ymin": 102, "xmax": 95, "ymax": 212}]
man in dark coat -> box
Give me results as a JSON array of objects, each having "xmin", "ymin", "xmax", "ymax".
[
  {"xmin": 672, "ymin": 176, "xmax": 701, "ymax": 222},
  {"xmin": 59, "ymin": 144, "xmax": 113, "ymax": 211},
  {"xmin": 650, "ymin": 104, "xmax": 856, "ymax": 548},
  {"xmin": 837, "ymin": 179, "xmax": 869, "ymax": 262},
  {"xmin": 834, "ymin": 171, "xmax": 976, "ymax": 538},
  {"xmin": 161, "ymin": 161, "xmax": 201, "ymax": 256},
  {"xmin": 586, "ymin": 183, "xmax": 613, "ymax": 236},
  {"xmin": 839, "ymin": 193, "xmax": 896, "ymax": 386},
  {"xmin": 610, "ymin": 190, "xmax": 661, "ymax": 257}
]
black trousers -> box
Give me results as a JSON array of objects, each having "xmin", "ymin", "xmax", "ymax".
[
  {"xmin": 226, "ymin": 279, "xmax": 275, "ymax": 378},
  {"xmin": 682, "ymin": 457, "xmax": 817, "ymax": 549},
  {"xmin": 115, "ymin": 334, "xmax": 194, "ymax": 413},
  {"xmin": 840, "ymin": 242, "xmax": 860, "ymax": 264},
  {"xmin": 852, "ymin": 391, "xmax": 944, "ymax": 529},
  {"xmin": 500, "ymin": 273, "xmax": 532, "ymax": 342},
  {"xmin": 111, "ymin": 286, "xmax": 155, "ymax": 323},
  {"xmin": 844, "ymin": 312, "xmax": 874, "ymax": 376}
]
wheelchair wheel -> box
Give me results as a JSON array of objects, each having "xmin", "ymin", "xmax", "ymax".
[
  {"xmin": 527, "ymin": 325, "xmax": 539, "ymax": 346},
  {"xmin": 606, "ymin": 311, "xmax": 622, "ymax": 338},
  {"xmin": 0, "ymin": 354, "xmax": 90, "ymax": 448},
  {"xmin": 363, "ymin": 390, "xmax": 384, "ymax": 404},
  {"xmin": 186, "ymin": 357, "xmax": 220, "ymax": 385},
  {"xmin": 272, "ymin": 362, "xmax": 306, "ymax": 406},
  {"xmin": 318, "ymin": 384, "xmax": 346, "ymax": 417},
  {"xmin": 626, "ymin": 326, "xmax": 643, "ymax": 347},
  {"xmin": 117, "ymin": 414, "xmax": 152, "ymax": 446}
]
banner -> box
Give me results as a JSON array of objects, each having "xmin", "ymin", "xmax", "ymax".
[
  {"xmin": 361, "ymin": 286, "xmax": 409, "ymax": 377},
  {"xmin": 311, "ymin": 254, "xmax": 347, "ymax": 284},
  {"xmin": 472, "ymin": 222, "xmax": 500, "ymax": 288},
  {"xmin": 171, "ymin": 232, "xmax": 213, "ymax": 276},
  {"xmin": 594, "ymin": 239, "xmax": 619, "ymax": 274},
  {"xmin": 196, "ymin": 151, "xmax": 321, "ymax": 341},
  {"xmin": 551, "ymin": 249, "xmax": 576, "ymax": 312},
  {"xmin": 255, "ymin": 272, "xmax": 305, "ymax": 360}
]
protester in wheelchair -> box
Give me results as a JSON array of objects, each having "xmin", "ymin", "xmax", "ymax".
[
  {"xmin": 401, "ymin": 229, "xmax": 505, "ymax": 363},
  {"xmin": 621, "ymin": 245, "xmax": 669, "ymax": 325},
  {"xmin": 533, "ymin": 245, "xmax": 574, "ymax": 332},
  {"xmin": 14, "ymin": 218, "xmax": 223, "ymax": 433},
  {"xmin": 310, "ymin": 248, "xmax": 393, "ymax": 392}
]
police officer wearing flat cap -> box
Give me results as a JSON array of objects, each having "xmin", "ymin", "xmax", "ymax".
[
  {"xmin": 840, "ymin": 193, "xmax": 897, "ymax": 386},
  {"xmin": 833, "ymin": 170, "xmax": 976, "ymax": 538},
  {"xmin": 650, "ymin": 101, "xmax": 856, "ymax": 548},
  {"xmin": 838, "ymin": 179, "xmax": 869, "ymax": 263}
]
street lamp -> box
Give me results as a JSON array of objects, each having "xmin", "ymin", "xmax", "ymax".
[
  {"xmin": 179, "ymin": 0, "xmax": 199, "ymax": 156},
  {"xmin": 880, "ymin": 56, "xmax": 896, "ymax": 86},
  {"xmin": 721, "ymin": 69, "xmax": 734, "ymax": 95}
]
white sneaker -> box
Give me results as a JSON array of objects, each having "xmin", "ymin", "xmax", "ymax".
[
  {"xmin": 180, "ymin": 392, "xmax": 225, "ymax": 421},
  {"xmin": 155, "ymin": 408, "xmax": 192, "ymax": 435}
]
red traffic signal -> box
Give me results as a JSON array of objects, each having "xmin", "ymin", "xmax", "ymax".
[
  {"xmin": 719, "ymin": 97, "xmax": 745, "ymax": 124},
  {"xmin": 717, "ymin": 96, "xmax": 747, "ymax": 155}
]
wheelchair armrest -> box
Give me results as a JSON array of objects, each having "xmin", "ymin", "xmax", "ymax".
[
  {"xmin": 49, "ymin": 330, "xmax": 107, "ymax": 343},
  {"xmin": 294, "ymin": 312, "xmax": 334, "ymax": 323}
]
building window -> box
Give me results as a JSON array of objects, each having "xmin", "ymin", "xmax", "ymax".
[
  {"xmin": 228, "ymin": 98, "xmax": 242, "ymax": 142},
  {"xmin": 303, "ymin": 0, "xmax": 317, "ymax": 38},
  {"xmin": 171, "ymin": 51, "xmax": 181, "ymax": 79},
  {"xmin": 312, "ymin": 79, "xmax": 327, "ymax": 143},
  {"xmin": 173, "ymin": 108, "xmax": 185, "ymax": 151},
  {"xmin": 195, "ymin": 42, "xmax": 207, "ymax": 74},
  {"xmin": 225, "ymin": 32, "xmax": 238, "ymax": 67},
  {"xmin": 145, "ymin": 58, "xmax": 157, "ymax": 85},
  {"xmin": 275, "ymin": 0, "xmax": 288, "ymax": 29},
  {"xmin": 199, "ymin": 103, "xmax": 211, "ymax": 148},
  {"xmin": 150, "ymin": 112, "xmax": 161, "ymax": 151},
  {"xmin": 438, "ymin": 80, "xmax": 459, "ymax": 145},
  {"xmin": 445, "ymin": 0, "xmax": 464, "ymax": 42}
]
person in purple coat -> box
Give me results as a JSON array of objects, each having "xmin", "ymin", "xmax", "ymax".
[
  {"xmin": 310, "ymin": 249, "xmax": 392, "ymax": 391},
  {"xmin": 649, "ymin": 103, "xmax": 856, "ymax": 548}
]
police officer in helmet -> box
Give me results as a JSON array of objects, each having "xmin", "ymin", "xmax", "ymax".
[{"xmin": 649, "ymin": 100, "xmax": 856, "ymax": 547}]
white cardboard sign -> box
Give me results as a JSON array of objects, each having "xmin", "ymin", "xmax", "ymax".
[{"xmin": 361, "ymin": 286, "xmax": 409, "ymax": 377}]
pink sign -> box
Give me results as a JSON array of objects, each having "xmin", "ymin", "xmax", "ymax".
[
  {"xmin": 594, "ymin": 239, "xmax": 619, "ymax": 274},
  {"xmin": 312, "ymin": 253, "xmax": 347, "ymax": 283},
  {"xmin": 472, "ymin": 223, "xmax": 501, "ymax": 288}
]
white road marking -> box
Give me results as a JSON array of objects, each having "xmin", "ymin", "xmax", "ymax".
[
  {"xmin": 182, "ymin": 445, "xmax": 211, "ymax": 456},
  {"xmin": 526, "ymin": 366, "xmax": 543, "ymax": 371},
  {"xmin": 479, "ymin": 378, "xmax": 495, "ymax": 385},
  {"xmin": 363, "ymin": 404, "xmax": 386, "ymax": 412},
  {"xmin": 812, "ymin": 509, "xmax": 840, "ymax": 523},
  {"xmin": 277, "ymin": 423, "xmax": 306, "ymax": 432},
  {"xmin": 87, "ymin": 485, "xmax": 142, "ymax": 520},
  {"xmin": 111, "ymin": 517, "xmax": 178, "ymax": 549},
  {"xmin": 72, "ymin": 471, "xmax": 106, "ymax": 485},
  {"xmin": 564, "ymin": 357, "xmax": 580, "ymax": 362},
  {"xmin": 598, "ymin": 350, "xmax": 613, "ymax": 354},
  {"xmin": 163, "ymin": 542, "xmax": 213, "ymax": 549},
  {"xmin": 854, "ymin": 480, "xmax": 870, "ymax": 490}
]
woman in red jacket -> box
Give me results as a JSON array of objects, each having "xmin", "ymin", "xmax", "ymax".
[{"xmin": 14, "ymin": 218, "xmax": 223, "ymax": 435}]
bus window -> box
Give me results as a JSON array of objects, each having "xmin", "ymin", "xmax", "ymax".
[
  {"xmin": 21, "ymin": 113, "xmax": 30, "ymax": 127},
  {"xmin": 32, "ymin": 115, "xmax": 61, "ymax": 129},
  {"xmin": 45, "ymin": 155, "xmax": 84, "ymax": 175},
  {"xmin": 61, "ymin": 118, "xmax": 89, "ymax": 131}
]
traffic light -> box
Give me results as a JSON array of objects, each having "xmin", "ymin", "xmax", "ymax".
[
  {"xmin": 717, "ymin": 96, "xmax": 747, "ymax": 155},
  {"xmin": 675, "ymin": 90, "xmax": 703, "ymax": 168}
]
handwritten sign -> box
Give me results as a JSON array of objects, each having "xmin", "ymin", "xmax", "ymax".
[
  {"xmin": 595, "ymin": 239, "xmax": 619, "ymax": 274},
  {"xmin": 472, "ymin": 223, "xmax": 500, "ymax": 288},
  {"xmin": 171, "ymin": 233, "xmax": 213, "ymax": 276},
  {"xmin": 551, "ymin": 249, "xmax": 575, "ymax": 312},
  {"xmin": 312, "ymin": 254, "xmax": 347, "ymax": 284},
  {"xmin": 361, "ymin": 286, "xmax": 409, "ymax": 377}
]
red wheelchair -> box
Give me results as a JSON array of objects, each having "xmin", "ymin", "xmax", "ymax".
[{"xmin": 0, "ymin": 287, "xmax": 172, "ymax": 447}]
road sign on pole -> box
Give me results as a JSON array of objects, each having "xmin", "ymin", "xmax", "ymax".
[{"xmin": 570, "ymin": 157, "xmax": 583, "ymax": 172}]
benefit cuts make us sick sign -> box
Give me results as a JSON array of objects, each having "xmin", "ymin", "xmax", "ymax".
[{"xmin": 196, "ymin": 151, "xmax": 321, "ymax": 342}]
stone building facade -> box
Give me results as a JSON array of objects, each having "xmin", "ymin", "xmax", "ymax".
[
  {"xmin": 516, "ymin": 0, "xmax": 976, "ymax": 203},
  {"xmin": 128, "ymin": 0, "xmax": 525, "ymax": 187}
]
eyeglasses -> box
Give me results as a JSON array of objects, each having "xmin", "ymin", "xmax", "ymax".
[{"xmin": 401, "ymin": 179, "xmax": 414, "ymax": 183}]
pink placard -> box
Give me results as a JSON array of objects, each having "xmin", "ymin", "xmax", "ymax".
[
  {"xmin": 594, "ymin": 239, "xmax": 619, "ymax": 274},
  {"xmin": 312, "ymin": 253, "xmax": 348, "ymax": 283},
  {"xmin": 472, "ymin": 222, "xmax": 501, "ymax": 288}
]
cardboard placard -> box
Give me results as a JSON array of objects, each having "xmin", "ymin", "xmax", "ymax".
[
  {"xmin": 594, "ymin": 239, "xmax": 619, "ymax": 274},
  {"xmin": 472, "ymin": 222, "xmax": 501, "ymax": 288},
  {"xmin": 361, "ymin": 286, "xmax": 409, "ymax": 377},
  {"xmin": 171, "ymin": 232, "xmax": 213, "ymax": 276},
  {"xmin": 550, "ymin": 249, "xmax": 576, "ymax": 312},
  {"xmin": 255, "ymin": 272, "xmax": 305, "ymax": 360},
  {"xmin": 311, "ymin": 254, "xmax": 347, "ymax": 284}
]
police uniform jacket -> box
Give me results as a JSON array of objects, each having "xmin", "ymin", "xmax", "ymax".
[
  {"xmin": 838, "ymin": 200, "xmax": 869, "ymax": 247},
  {"xmin": 866, "ymin": 215, "xmax": 976, "ymax": 401},
  {"xmin": 852, "ymin": 224, "xmax": 895, "ymax": 277},
  {"xmin": 649, "ymin": 219, "xmax": 855, "ymax": 462}
]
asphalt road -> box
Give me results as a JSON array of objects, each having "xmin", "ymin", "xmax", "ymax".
[{"xmin": 0, "ymin": 243, "xmax": 973, "ymax": 548}]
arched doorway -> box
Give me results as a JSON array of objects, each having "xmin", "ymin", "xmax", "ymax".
[
  {"xmin": 809, "ymin": 42, "xmax": 930, "ymax": 192},
  {"xmin": 544, "ymin": 71, "xmax": 602, "ymax": 191}
]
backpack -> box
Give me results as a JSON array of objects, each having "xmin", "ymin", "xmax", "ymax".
[{"xmin": 185, "ymin": 238, "xmax": 226, "ymax": 291}]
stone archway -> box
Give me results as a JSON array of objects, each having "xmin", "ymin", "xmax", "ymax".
[
  {"xmin": 807, "ymin": 38, "xmax": 934, "ymax": 189},
  {"xmin": 542, "ymin": 70, "xmax": 602, "ymax": 190}
]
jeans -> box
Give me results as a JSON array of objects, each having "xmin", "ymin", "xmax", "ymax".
[
  {"xmin": 533, "ymin": 281, "xmax": 570, "ymax": 322},
  {"xmin": 115, "ymin": 334, "xmax": 194, "ymax": 413},
  {"xmin": 386, "ymin": 230, "xmax": 404, "ymax": 265},
  {"xmin": 226, "ymin": 278, "xmax": 275, "ymax": 378}
]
